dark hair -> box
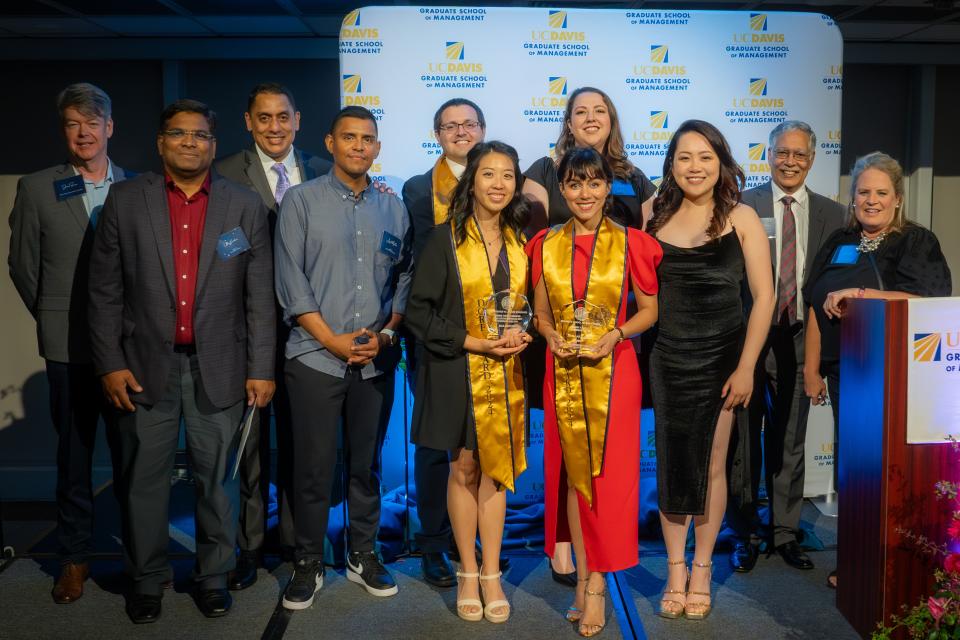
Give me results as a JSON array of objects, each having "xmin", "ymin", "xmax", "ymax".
[
  {"xmin": 57, "ymin": 83, "xmax": 111, "ymax": 121},
  {"xmin": 247, "ymin": 82, "xmax": 297, "ymax": 113},
  {"xmin": 329, "ymin": 105, "xmax": 378, "ymax": 135},
  {"xmin": 432, "ymin": 98, "xmax": 486, "ymax": 132},
  {"xmin": 556, "ymin": 147, "xmax": 614, "ymax": 216},
  {"xmin": 449, "ymin": 141, "xmax": 529, "ymax": 246},
  {"xmin": 554, "ymin": 87, "xmax": 633, "ymax": 181},
  {"xmin": 159, "ymin": 99, "xmax": 217, "ymax": 134},
  {"xmin": 648, "ymin": 120, "xmax": 744, "ymax": 240}
]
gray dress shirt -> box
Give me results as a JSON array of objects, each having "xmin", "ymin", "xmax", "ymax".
[{"xmin": 275, "ymin": 171, "xmax": 412, "ymax": 379}]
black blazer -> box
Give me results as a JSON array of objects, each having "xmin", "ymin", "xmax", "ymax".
[
  {"xmin": 88, "ymin": 172, "xmax": 276, "ymax": 409},
  {"xmin": 401, "ymin": 168, "xmax": 439, "ymax": 262}
]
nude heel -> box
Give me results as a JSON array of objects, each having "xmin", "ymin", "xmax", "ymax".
[
  {"xmin": 479, "ymin": 567, "xmax": 510, "ymax": 623},
  {"xmin": 455, "ymin": 571, "xmax": 482, "ymax": 622}
]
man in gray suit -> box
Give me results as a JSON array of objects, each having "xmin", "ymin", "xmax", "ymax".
[
  {"xmin": 214, "ymin": 83, "xmax": 330, "ymax": 588},
  {"xmin": 727, "ymin": 120, "xmax": 845, "ymax": 573},
  {"xmin": 8, "ymin": 83, "xmax": 128, "ymax": 604},
  {"xmin": 88, "ymin": 99, "xmax": 276, "ymax": 623}
]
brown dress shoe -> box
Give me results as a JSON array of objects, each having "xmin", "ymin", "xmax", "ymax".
[{"xmin": 52, "ymin": 562, "xmax": 89, "ymax": 603}]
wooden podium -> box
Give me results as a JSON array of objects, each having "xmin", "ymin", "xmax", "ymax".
[{"xmin": 838, "ymin": 299, "xmax": 956, "ymax": 637}]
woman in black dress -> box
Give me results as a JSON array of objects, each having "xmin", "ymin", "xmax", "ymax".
[
  {"xmin": 405, "ymin": 141, "xmax": 532, "ymax": 624},
  {"xmin": 647, "ymin": 120, "xmax": 774, "ymax": 620},
  {"xmin": 801, "ymin": 151, "xmax": 952, "ymax": 588}
]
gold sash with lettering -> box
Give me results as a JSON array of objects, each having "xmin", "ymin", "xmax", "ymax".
[
  {"xmin": 541, "ymin": 216, "xmax": 628, "ymax": 506},
  {"xmin": 451, "ymin": 218, "xmax": 528, "ymax": 491},
  {"xmin": 430, "ymin": 157, "xmax": 459, "ymax": 225}
]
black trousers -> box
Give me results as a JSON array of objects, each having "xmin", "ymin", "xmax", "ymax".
[
  {"xmin": 115, "ymin": 351, "xmax": 243, "ymax": 595},
  {"xmin": 286, "ymin": 359, "xmax": 394, "ymax": 562},
  {"xmin": 45, "ymin": 361, "xmax": 118, "ymax": 564}
]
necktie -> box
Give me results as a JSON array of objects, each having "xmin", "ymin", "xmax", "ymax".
[
  {"xmin": 272, "ymin": 162, "xmax": 290, "ymax": 204},
  {"xmin": 778, "ymin": 195, "xmax": 797, "ymax": 325}
]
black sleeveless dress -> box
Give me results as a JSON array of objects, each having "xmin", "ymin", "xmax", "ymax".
[{"xmin": 650, "ymin": 231, "xmax": 746, "ymax": 515}]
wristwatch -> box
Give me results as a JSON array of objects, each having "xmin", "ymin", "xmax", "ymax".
[{"xmin": 379, "ymin": 328, "xmax": 398, "ymax": 346}]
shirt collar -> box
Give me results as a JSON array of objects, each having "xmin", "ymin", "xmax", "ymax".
[
  {"xmin": 165, "ymin": 171, "xmax": 212, "ymax": 195},
  {"xmin": 255, "ymin": 143, "xmax": 298, "ymax": 176},
  {"xmin": 73, "ymin": 159, "xmax": 115, "ymax": 186},
  {"xmin": 444, "ymin": 156, "xmax": 466, "ymax": 180},
  {"xmin": 329, "ymin": 171, "xmax": 372, "ymax": 200},
  {"xmin": 771, "ymin": 180, "xmax": 808, "ymax": 209}
]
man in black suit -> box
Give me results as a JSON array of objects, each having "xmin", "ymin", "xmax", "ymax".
[
  {"xmin": 727, "ymin": 120, "xmax": 845, "ymax": 573},
  {"xmin": 88, "ymin": 99, "xmax": 276, "ymax": 623},
  {"xmin": 215, "ymin": 83, "xmax": 330, "ymax": 589},
  {"xmin": 8, "ymin": 83, "xmax": 129, "ymax": 604},
  {"xmin": 401, "ymin": 98, "xmax": 485, "ymax": 587}
]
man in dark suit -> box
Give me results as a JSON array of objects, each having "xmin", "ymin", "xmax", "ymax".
[
  {"xmin": 727, "ymin": 120, "xmax": 845, "ymax": 573},
  {"xmin": 214, "ymin": 83, "xmax": 330, "ymax": 589},
  {"xmin": 8, "ymin": 83, "xmax": 128, "ymax": 604},
  {"xmin": 88, "ymin": 99, "xmax": 276, "ymax": 623},
  {"xmin": 401, "ymin": 98, "xmax": 485, "ymax": 587}
]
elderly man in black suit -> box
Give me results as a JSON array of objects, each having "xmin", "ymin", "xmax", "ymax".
[
  {"xmin": 8, "ymin": 82, "xmax": 129, "ymax": 604},
  {"xmin": 88, "ymin": 99, "xmax": 275, "ymax": 623},
  {"xmin": 215, "ymin": 82, "xmax": 330, "ymax": 588},
  {"xmin": 727, "ymin": 120, "xmax": 845, "ymax": 574}
]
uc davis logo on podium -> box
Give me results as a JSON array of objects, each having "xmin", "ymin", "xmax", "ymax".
[{"xmin": 914, "ymin": 333, "xmax": 942, "ymax": 362}]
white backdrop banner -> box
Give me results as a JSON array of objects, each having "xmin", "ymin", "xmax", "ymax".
[
  {"xmin": 906, "ymin": 297, "xmax": 960, "ymax": 443},
  {"xmin": 339, "ymin": 6, "xmax": 843, "ymax": 198}
]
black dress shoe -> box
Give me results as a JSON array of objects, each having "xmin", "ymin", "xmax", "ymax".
[
  {"xmin": 777, "ymin": 540, "xmax": 814, "ymax": 570},
  {"xmin": 730, "ymin": 541, "xmax": 759, "ymax": 573},
  {"xmin": 551, "ymin": 567, "xmax": 577, "ymax": 587},
  {"xmin": 195, "ymin": 588, "xmax": 233, "ymax": 618},
  {"xmin": 126, "ymin": 593, "xmax": 162, "ymax": 624},
  {"xmin": 422, "ymin": 552, "xmax": 456, "ymax": 588},
  {"xmin": 228, "ymin": 551, "xmax": 259, "ymax": 591}
]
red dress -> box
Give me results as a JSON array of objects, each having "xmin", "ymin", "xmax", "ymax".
[{"xmin": 528, "ymin": 226, "xmax": 662, "ymax": 572}]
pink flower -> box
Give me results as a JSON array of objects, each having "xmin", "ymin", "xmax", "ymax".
[
  {"xmin": 928, "ymin": 596, "xmax": 947, "ymax": 622},
  {"xmin": 949, "ymin": 518, "xmax": 960, "ymax": 540},
  {"xmin": 945, "ymin": 553, "xmax": 960, "ymax": 575}
]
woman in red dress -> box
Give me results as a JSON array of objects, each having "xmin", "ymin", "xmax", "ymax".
[{"xmin": 529, "ymin": 148, "xmax": 662, "ymax": 636}]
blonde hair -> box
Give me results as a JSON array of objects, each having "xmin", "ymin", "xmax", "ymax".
[{"xmin": 847, "ymin": 151, "xmax": 906, "ymax": 233}]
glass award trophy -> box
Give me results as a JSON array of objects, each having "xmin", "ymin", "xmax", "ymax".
[
  {"xmin": 559, "ymin": 300, "xmax": 613, "ymax": 354},
  {"xmin": 482, "ymin": 291, "xmax": 533, "ymax": 339}
]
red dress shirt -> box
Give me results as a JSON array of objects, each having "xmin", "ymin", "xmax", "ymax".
[{"xmin": 166, "ymin": 173, "xmax": 210, "ymax": 345}]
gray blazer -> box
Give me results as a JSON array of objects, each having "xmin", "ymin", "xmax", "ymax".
[
  {"xmin": 214, "ymin": 146, "xmax": 331, "ymax": 221},
  {"xmin": 8, "ymin": 161, "xmax": 128, "ymax": 363},
  {"xmin": 87, "ymin": 172, "xmax": 276, "ymax": 409}
]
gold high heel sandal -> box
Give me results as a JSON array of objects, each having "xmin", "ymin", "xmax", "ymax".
[
  {"xmin": 658, "ymin": 559, "xmax": 687, "ymax": 619},
  {"xmin": 479, "ymin": 567, "xmax": 510, "ymax": 624},
  {"xmin": 578, "ymin": 583, "xmax": 606, "ymax": 637},
  {"xmin": 685, "ymin": 560, "xmax": 713, "ymax": 620},
  {"xmin": 455, "ymin": 570, "xmax": 483, "ymax": 622},
  {"xmin": 565, "ymin": 577, "xmax": 589, "ymax": 622}
]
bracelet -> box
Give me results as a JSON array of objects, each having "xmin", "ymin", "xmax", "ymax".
[{"xmin": 615, "ymin": 327, "xmax": 625, "ymax": 342}]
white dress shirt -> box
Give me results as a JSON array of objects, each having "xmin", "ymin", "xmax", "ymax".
[
  {"xmin": 446, "ymin": 157, "xmax": 466, "ymax": 180},
  {"xmin": 255, "ymin": 144, "xmax": 302, "ymax": 197},
  {"xmin": 771, "ymin": 181, "xmax": 809, "ymax": 315}
]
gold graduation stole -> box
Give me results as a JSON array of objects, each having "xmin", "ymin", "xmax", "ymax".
[
  {"xmin": 430, "ymin": 157, "xmax": 459, "ymax": 225},
  {"xmin": 450, "ymin": 218, "xmax": 528, "ymax": 491},
  {"xmin": 541, "ymin": 216, "xmax": 628, "ymax": 506}
]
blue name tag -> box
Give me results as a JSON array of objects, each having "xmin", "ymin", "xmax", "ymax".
[
  {"xmin": 216, "ymin": 227, "xmax": 251, "ymax": 260},
  {"xmin": 830, "ymin": 244, "xmax": 859, "ymax": 265},
  {"xmin": 610, "ymin": 179, "xmax": 635, "ymax": 197},
  {"xmin": 379, "ymin": 231, "xmax": 401, "ymax": 260},
  {"xmin": 53, "ymin": 175, "xmax": 86, "ymax": 201}
]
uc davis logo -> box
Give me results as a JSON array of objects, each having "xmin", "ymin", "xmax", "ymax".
[
  {"xmin": 914, "ymin": 333, "xmax": 943, "ymax": 362},
  {"xmin": 549, "ymin": 10, "xmax": 567, "ymax": 28},
  {"xmin": 342, "ymin": 74, "xmax": 361, "ymax": 93},
  {"xmin": 343, "ymin": 9, "xmax": 360, "ymax": 27},
  {"xmin": 750, "ymin": 13, "xmax": 768, "ymax": 31},
  {"xmin": 548, "ymin": 76, "xmax": 568, "ymax": 95},
  {"xmin": 748, "ymin": 143, "xmax": 766, "ymax": 161},
  {"xmin": 445, "ymin": 41, "xmax": 464, "ymax": 60},
  {"xmin": 650, "ymin": 44, "xmax": 669, "ymax": 63},
  {"xmin": 650, "ymin": 111, "xmax": 668, "ymax": 129},
  {"xmin": 749, "ymin": 78, "xmax": 768, "ymax": 96}
]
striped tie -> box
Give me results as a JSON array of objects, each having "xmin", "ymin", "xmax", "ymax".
[
  {"xmin": 273, "ymin": 162, "xmax": 291, "ymax": 204},
  {"xmin": 778, "ymin": 195, "xmax": 797, "ymax": 325}
]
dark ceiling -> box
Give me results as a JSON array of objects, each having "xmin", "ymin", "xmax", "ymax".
[{"xmin": 1, "ymin": 0, "xmax": 959, "ymax": 44}]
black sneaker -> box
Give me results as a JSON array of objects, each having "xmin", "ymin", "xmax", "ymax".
[
  {"xmin": 282, "ymin": 559, "xmax": 324, "ymax": 610},
  {"xmin": 346, "ymin": 551, "xmax": 398, "ymax": 597}
]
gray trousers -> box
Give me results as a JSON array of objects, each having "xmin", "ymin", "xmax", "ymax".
[
  {"xmin": 115, "ymin": 351, "xmax": 243, "ymax": 595},
  {"xmin": 727, "ymin": 324, "xmax": 811, "ymax": 547}
]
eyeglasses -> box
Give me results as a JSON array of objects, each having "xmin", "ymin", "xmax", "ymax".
[
  {"xmin": 163, "ymin": 129, "xmax": 215, "ymax": 142},
  {"xmin": 773, "ymin": 148, "xmax": 811, "ymax": 162},
  {"xmin": 437, "ymin": 120, "xmax": 481, "ymax": 134}
]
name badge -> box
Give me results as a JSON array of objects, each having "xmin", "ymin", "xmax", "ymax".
[
  {"xmin": 379, "ymin": 231, "xmax": 402, "ymax": 260},
  {"xmin": 216, "ymin": 227, "xmax": 251, "ymax": 260},
  {"xmin": 53, "ymin": 175, "xmax": 86, "ymax": 201},
  {"xmin": 830, "ymin": 244, "xmax": 859, "ymax": 265},
  {"xmin": 610, "ymin": 179, "xmax": 635, "ymax": 197}
]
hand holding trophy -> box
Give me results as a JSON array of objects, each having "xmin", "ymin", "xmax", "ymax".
[
  {"xmin": 559, "ymin": 300, "xmax": 615, "ymax": 358},
  {"xmin": 482, "ymin": 290, "xmax": 533, "ymax": 353}
]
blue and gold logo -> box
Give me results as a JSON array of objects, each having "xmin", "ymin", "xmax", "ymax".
[
  {"xmin": 750, "ymin": 13, "xmax": 767, "ymax": 31},
  {"xmin": 524, "ymin": 10, "xmax": 589, "ymax": 57},
  {"xmin": 548, "ymin": 76, "xmax": 568, "ymax": 95},
  {"xmin": 419, "ymin": 7, "xmax": 486, "ymax": 22},
  {"xmin": 548, "ymin": 10, "xmax": 567, "ymax": 29},
  {"xmin": 446, "ymin": 41, "xmax": 464, "ymax": 60},
  {"xmin": 627, "ymin": 10, "xmax": 690, "ymax": 26},
  {"xmin": 914, "ymin": 333, "xmax": 943, "ymax": 362},
  {"xmin": 627, "ymin": 111, "xmax": 673, "ymax": 159},
  {"xmin": 339, "ymin": 9, "xmax": 383, "ymax": 54},
  {"xmin": 342, "ymin": 74, "xmax": 361, "ymax": 94},
  {"xmin": 341, "ymin": 74, "xmax": 384, "ymax": 117},
  {"xmin": 748, "ymin": 143, "xmax": 766, "ymax": 161},
  {"xmin": 749, "ymin": 77, "xmax": 767, "ymax": 96},
  {"xmin": 524, "ymin": 77, "xmax": 568, "ymax": 123},
  {"xmin": 650, "ymin": 44, "xmax": 669, "ymax": 63},
  {"xmin": 627, "ymin": 42, "xmax": 688, "ymax": 93},
  {"xmin": 821, "ymin": 128, "xmax": 841, "ymax": 157},
  {"xmin": 422, "ymin": 41, "xmax": 486, "ymax": 89},
  {"xmin": 650, "ymin": 111, "xmax": 668, "ymax": 129},
  {"xmin": 727, "ymin": 77, "xmax": 787, "ymax": 125},
  {"xmin": 744, "ymin": 143, "xmax": 770, "ymax": 188},
  {"xmin": 727, "ymin": 12, "xmax": 789, "ymax": 59}
]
